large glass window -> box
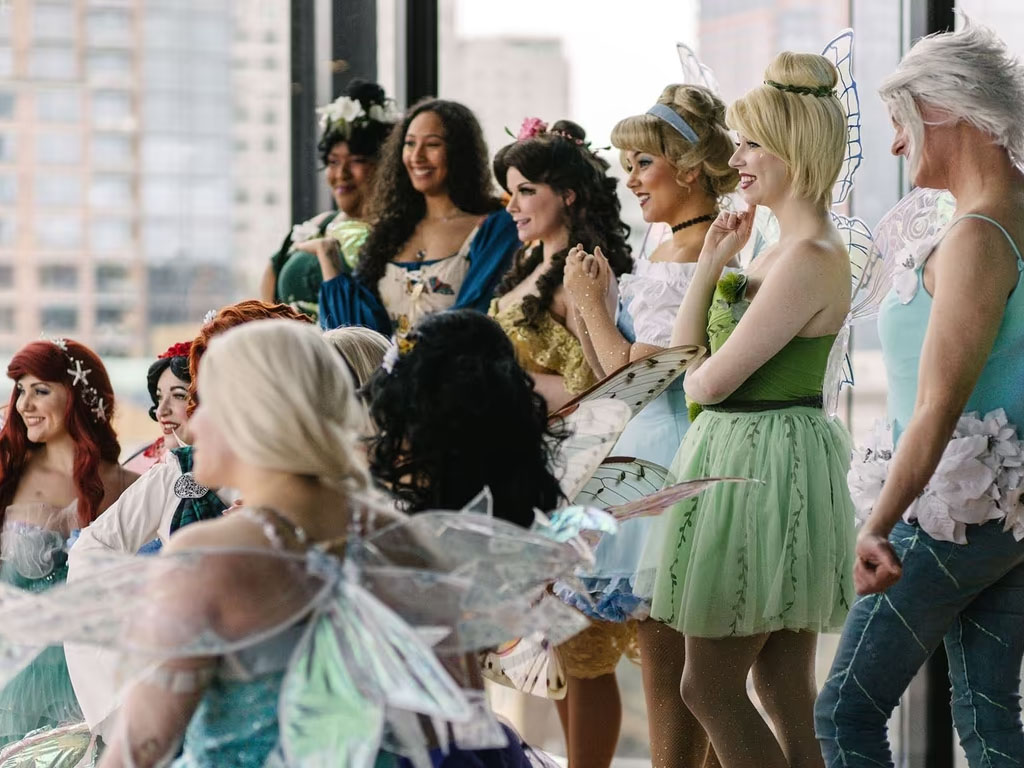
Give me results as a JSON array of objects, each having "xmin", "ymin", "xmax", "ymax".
[
  {"xmin": 38, "ymin": 264, "xmax": 79, "ymax": 290},
  {"xmin": 86, "ymin": 8, "xmax": 134, "ymax": 47},
  {"xmin": 37, "ymin": 88, "xmax": 82, "ymax": 123},
  {"xmin": 32, "ymin": 3, "xmax": 76, "ymax": 42},
  {"xmin": 35, "ymin": 175, "xmax": 82, "ymax": 207},
  {"xmin": 29, "ymin": 47, "xmax": 77, "ymax": 80},
  {"xmin": 37, "ymin": 132, "xmax": 82, "ymax": 165}
]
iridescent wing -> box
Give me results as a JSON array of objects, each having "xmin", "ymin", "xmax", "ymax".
[
  {"xmin": 676, "ymin": 41, "xmax": 720, "ymax": 92},
  {"xmin": 279, "ymin": 576, "xmax": 473, "ymax": 767},
  {"xmin": 820, "ymin": 28, "xmax": 862, "ymax": 205},
  {"xmin": 0, "ymin": 548, "xmax": 478, "ymax": 768}
]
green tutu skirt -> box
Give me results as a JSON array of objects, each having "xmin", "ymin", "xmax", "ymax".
[{"xmin": 637, "ymin": 406, "xmax": 855, "ymax": 638}]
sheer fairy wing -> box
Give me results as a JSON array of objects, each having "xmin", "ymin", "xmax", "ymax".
[
  {"xmin": 820, "ymin": 28, "xmax": 862, "ymax": 205},
  {"xmin": 554, "ymin": 345, "xmax": 704, "ymax": 422},
  {"xmin": 548, "ymin": 398, "xmax": 633, "ymax": 501},
  {"xmin": 0, "ymin": 548, "xmax": 482, "ymax": 768},
  {"xmin": 573, "ymin": 457, "xmax": 671, "ymax": 508},
  {"xmin": 278, "ymin": 576, "xmax": 473, "ymax": 767},
  {"xmin": 609, "ymin": 477, "xmax": 761, "ymax": 521},
  {"xmin": 676, "ymin": 41, "xmax": 720, "ymax": 92},
  {"xmin": 850, "ymin": 186, "xmax": 956, "ymax": 323}
]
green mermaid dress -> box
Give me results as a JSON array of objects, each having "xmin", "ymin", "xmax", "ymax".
[{"xmin": 638, "ymin": 273, "xmax": 855, "ymax": 637}]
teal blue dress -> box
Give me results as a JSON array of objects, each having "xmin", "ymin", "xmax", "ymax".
[{"xmin": 0, "ymin": 507, "xmax": 84, "ymax": 746}]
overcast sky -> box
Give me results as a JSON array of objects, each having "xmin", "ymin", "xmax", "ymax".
[{"xmin": 451, "ymin": 0, "xmax": 699, "ymax": 146}]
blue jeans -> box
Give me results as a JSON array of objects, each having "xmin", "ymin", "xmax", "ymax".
[{"xmin": 815, "ymin": 520, "xmax": 1024, "ymax": 767}]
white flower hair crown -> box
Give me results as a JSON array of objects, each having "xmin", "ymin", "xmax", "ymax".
[
  {"xmin": 316, "ymin": 95, "xmax": 401, "ymax": 137},
  {"xmin": 45, "ymin": 337, "xmax": 109, "ymax": 423}
]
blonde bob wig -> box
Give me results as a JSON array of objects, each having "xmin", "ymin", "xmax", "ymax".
[
  {"xmin": 611, "ymin": 84, "xmax": 738, "ymax": 200},
  {"xmin": 728, "ymin": 52, "xmax": 846, "ymax": 208},
  {"xmin": 198, "ymin": 319, "xmax": 368, "ymax": 491}
]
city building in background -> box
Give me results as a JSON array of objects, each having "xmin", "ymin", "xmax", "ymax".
[
  {"xmin": 439, "ymin": 0, "xmax": 569, "ymax": 159},
  {"xmin": 0, "ymin": 0, "xmax": 290, "ymax": 358}
]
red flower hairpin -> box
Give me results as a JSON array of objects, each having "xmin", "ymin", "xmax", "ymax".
[{"xmin": 158, "ymin": 341, "xmax": 192, "ymax": 360}]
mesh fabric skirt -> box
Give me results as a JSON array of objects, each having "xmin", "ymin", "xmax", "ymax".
[{"xmin": 636, "ymin": 405, "xmax": 855, "ymax": 638}]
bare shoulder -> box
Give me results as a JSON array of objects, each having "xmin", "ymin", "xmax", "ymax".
[
  {"xmin": 934, "ymin": 215, "xmax": 1020, "ymax": 288},
  {"xmin": 165, "ymin": 511, "xmax": 270, "ymax": 554},
  {"xmin": 771, "ymin": 236, "xmax": 849, "ymax": 284}
]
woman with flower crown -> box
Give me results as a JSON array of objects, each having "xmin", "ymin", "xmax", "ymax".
[
  {"xmin": 259, "ymin": 80, "xmax": 399, "ymax": 320},
  {"xmin": 0, "ymin": 338, "xmax": 136, "ymax": 748},
  {"xmin": 634, "ymin": 51, "xmax": 856, "ymax": 768},
  {"xmin": 318, "ymin": 99, "xmax": 520, "ymax": 334},
  {"xmin": 816, "ymin": 22, "xmax": 1024, "ymax": 766}
]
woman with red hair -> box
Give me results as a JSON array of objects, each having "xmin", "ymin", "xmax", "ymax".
[{"xmin": 0, "ymin": 338, "xmax": 136, "ymax": 746}]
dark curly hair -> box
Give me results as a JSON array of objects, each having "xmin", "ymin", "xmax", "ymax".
[
  {"xmin": 367, "ymin": 309, "xmax": 564, "ymax": 527},
  {"xmin": 318, "ymin": 80, "xmax": 396, "ymax": 164},
  {"xmin": 355, "ymin": 99, "xmax": 502, "ymax": 298},
  {"xmin": 493, "ymin": 120, "xmax": 632, "ymax": 329}
]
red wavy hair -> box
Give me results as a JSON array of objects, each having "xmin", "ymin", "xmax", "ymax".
[
  {"xmin": 0, "ymin": 340, "xmax": 121, "ymax": 529},
  {"xmin": 187, "ymin": 300, "xmax": 313, "ymax": 415}
]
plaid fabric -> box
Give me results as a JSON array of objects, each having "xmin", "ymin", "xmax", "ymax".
[{"xmin": 169, "ymin": 446, "xmax": 228, "ymax": 534}]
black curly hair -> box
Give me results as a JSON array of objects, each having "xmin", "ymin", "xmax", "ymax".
[
  {"xmin": 146, "ymin": 355, "xmax": 190, "ymax": 422},
  {"xmin": 318, "ymin": 80, "xmax": 396, "ymax": 164},
  {"xmin": 367, "ymin": 309, "xmax": 564, "ymax": 527},
  {"xmin": 493, "ymin": 120, "xmax": 632, "ymax": 329},
  {"xmin": 355, "ymin": 99, "xmax": 502, "ymax": 298}
]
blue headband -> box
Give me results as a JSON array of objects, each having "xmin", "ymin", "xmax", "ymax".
[{"xmin": 646, "ymin": 104, "xmax": 699, "ymax": 144}]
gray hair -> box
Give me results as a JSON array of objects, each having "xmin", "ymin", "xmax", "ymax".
[{"xmin": 879, "ymin": 18, "xmax": 1024, "ymax": 167}]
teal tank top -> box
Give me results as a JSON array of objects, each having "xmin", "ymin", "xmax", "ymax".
[{"xmin": 878, "ymin": 213, "xmax": 1024, "ymax": 441}]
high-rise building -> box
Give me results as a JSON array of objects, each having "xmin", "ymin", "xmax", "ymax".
[
  {"xmin": 439, "ymin": 1, "xmax": 570, "ymax": 159},
  {"xmin": 0, "ymin": 0, "xmax": 290, "ymax": 357},
  {"xmin": 698, "ymin": 0, "xmax": 849, "ymax": 104}
]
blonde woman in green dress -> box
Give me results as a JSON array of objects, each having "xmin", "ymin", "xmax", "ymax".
[{"xmin": 637, "ymin": 52, "xmax": 855, "ymax": 768}]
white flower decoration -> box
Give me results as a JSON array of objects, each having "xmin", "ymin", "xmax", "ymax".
[
  {"xmin": 290, "ymin": 217, "xmax": 320, "ymax": 245},
  {"xmin": 316, "ymin": 96, "xmax": 364, "ymax": 132},
  {"xmin": 381, "ymin": 338, "xmax": 400, "ymax": 374},
  {"xmin": 849, "ymin": 409, "xmax": 1024, "ymax": 544}
]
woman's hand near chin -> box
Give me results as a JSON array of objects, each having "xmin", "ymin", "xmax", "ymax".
[{"xmin": 699, "ymin": 209, "xmax": 755, "ymax": 277}]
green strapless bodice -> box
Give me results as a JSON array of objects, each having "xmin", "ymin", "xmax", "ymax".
[{"xmin": 707, "ymin": 273, "xmax": 835, "ymax": 404}]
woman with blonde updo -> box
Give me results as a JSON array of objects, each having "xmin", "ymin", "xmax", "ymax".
[
  {"xmin": 99, "ymin": 319, "xmax": 370, "ymax": 767},
  {"xmin": 635, "ymin": 53, "xmax": 855, "ymax": 768},
  {"xmin": 561, "ymin": 84, "xmax": 737, "ymax": 768}
]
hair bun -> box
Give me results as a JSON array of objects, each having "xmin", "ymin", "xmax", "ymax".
[
  {"xmin": 346, "ymin": 79, "xmax": 387, "ymax": 109},
  {"xmin": 764, "ymin": 52, "xmax": 838, "ymax": 91},
  {"xmin": 550, "ymin": 119, "xmax": 587, "ymax": 144}
]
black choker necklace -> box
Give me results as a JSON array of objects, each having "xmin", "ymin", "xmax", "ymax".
[{"xmin": 671, "ymin": 213, "xmax": 717, "ymax": 233}]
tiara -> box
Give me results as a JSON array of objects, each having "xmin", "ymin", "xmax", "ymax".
[
  {"xmin": 316, "ymin": 95, "xmax": 401, "ymax": 136},
  {"xmin": 46, "ymin": 338, "xmax": 108, "ymax": 423},
  {"xmin": 764, "ymin": 80, "xmax": 837, "ymax": 98}
]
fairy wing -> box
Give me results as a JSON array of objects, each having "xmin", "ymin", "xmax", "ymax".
[
  {"xmin": 548, "ymin": 397, "xmax": 633, "ymax": 501},
  {"xmin": 676, "ymin": 41, "xmax": 720, "ymax": 92},
  {"xmin": 573, "ymin": 457, "xmax": 670, "ymax": 508},
  {"xmin": 0, "ymin": 547, "xmax": 480, "ymax": 768},
  {"xmin": 554, "ymin": 345, "xmax": 703, "ymax": 422},
  {"xmin": 820, "ymin": 28, "xmax": 862, "ymax": 205}
]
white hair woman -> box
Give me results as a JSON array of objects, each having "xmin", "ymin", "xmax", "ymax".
[
  {"xmin": 816, "ymin": 21, "xmax": 1024, "ymax": 766},
  {"xmin": 636, "ymin": 50, "xmax": 856, "ymax": 768},
  {"xmin": 98, "ymin": 319, "xmax": 369, "ymax": 766}
]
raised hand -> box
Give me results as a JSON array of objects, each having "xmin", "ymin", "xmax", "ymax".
[{"xmin": 700, "ymin": 209, "xmax": 755, "ymax": 274}]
